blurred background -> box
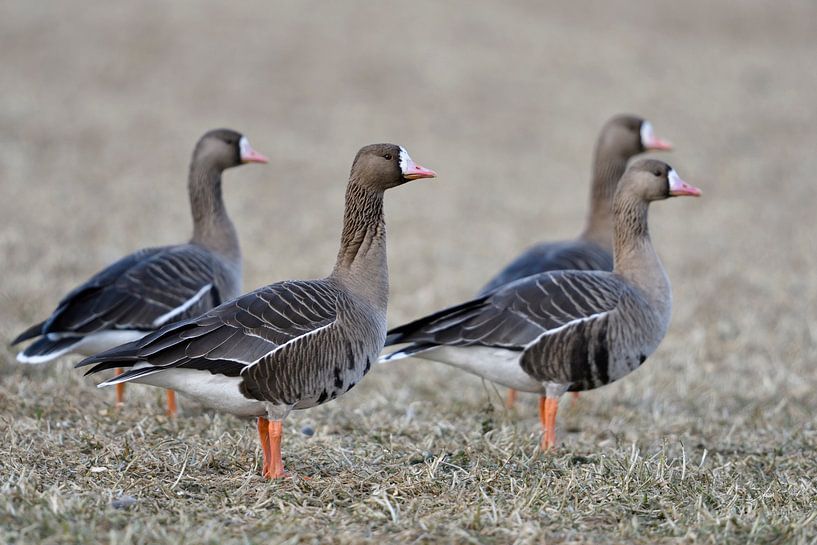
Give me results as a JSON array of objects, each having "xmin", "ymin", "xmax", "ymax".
[
  {"xmin": 2, "ymin": 0, "xmax": 816, "ymax": 408},
  {"xmin": 2, "ymin": 1, "xmax": 816, "ymax": 541},
  {"xmin": 2, "ymin": 0, "xmax": 815, "ymax": 321}
]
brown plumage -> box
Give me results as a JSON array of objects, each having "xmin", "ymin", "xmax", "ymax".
[
  {"xmin": 477, "ymin": 115, "xmax": 672, "ymax": 408},
  {"xmin": 78, "ymin": 143, "xmax": 437, "ymax": 478},
  {"xmin": 382, "ymin": 159, "xmax": 700, "ymax": 450},
  {"xmin": 12, "ymin": 128, "xmax": 268, "ymax": 416},
  {"xmin": 479, "ymin": 114, "xmax": 672, "ymax": 294}
]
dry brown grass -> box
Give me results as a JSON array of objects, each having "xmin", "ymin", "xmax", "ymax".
[{"xmin": 2, "ymin": 1, "xmax": 817, "ymax": 543}]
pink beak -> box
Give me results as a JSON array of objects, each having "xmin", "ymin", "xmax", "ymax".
[
  {"xmin": 640, "ymin": 121, "xmax": 673, "ymax": 151},
  {"xmin": 399, "ymin": 147, "xmax": 437, "ymax": 180},
  {"xmin": 645, "ymin": 136, "xmax": 673, "ymax": 151},
  {"xmin": 239, "ymin": 137, "xmax": 269, "ymax": 164},
  {"xmin": 668, "ymin": 170, "xmax": 702, "ymax": 197},
  {"xmin": 403, "ymin": 165, "xmax": 437, "ymax": 180},
  {"xmin": 240, "ymin": 147, "xmax": 269, "ymax": 164},
  {"xmin": 403, "ymin": 163, "xmax": 437, "ymax": 180}
]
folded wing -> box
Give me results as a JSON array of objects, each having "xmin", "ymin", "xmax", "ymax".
[
  {"xmin": 77, "ymin": 279, "xmax": 340, "ymax": 381},
  {"xmin": 478, "ymin": 240, "xmax": 614, "ymax": 296},
  {"xmin": 387, "ymin": 270, "xmax": 625, "ymax": 352},
  {"xmin": 17, "ymin": 245, "xmax": 225, "ymax": 343}
]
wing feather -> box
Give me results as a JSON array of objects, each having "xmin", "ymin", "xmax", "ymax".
[
  {"xmin": 77, "ymin": 279, "xmax": 340, "ymax": 380},
  {"xmin": 477, "ymin": 240, "xmax": 614, "ymax": 296},
  {"xmin": 386, "ymin": 270, "xmax": 626, "ymax": 351},
  {"xmin": 39, "ymin": 245, "xmax": 223, "ymax": 336}
]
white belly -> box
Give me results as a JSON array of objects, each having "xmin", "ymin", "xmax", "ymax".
[
  {"xmin": 416, "ymin": 346, "xmax": 543, "ymax": 393},
  {"xmin": 69, "ymin": 330, "xmax": 148, "ymax": 356},
  {"xmin": 132, "ymin": 366, "xmax": 265, "ymax": 417},
  {"xmin": 17, "ymin": 330, "xmax": 149, "ymax": 364}
]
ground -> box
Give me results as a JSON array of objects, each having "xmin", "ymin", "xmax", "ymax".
[{"xmin": 1, "ymin": 1, "xmax": 816, "ymax": 544}]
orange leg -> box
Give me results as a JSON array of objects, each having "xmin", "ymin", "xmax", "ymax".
[
  {"xmin": 266, "ymin": 419, "xmax": 287, "ymax": 479},
  {"xmin": 166, "ymin": 390, "xmax": 178, "ymax": 417},
  {"xmin": 115, "ymin": 368, "xmax": 125, "ymax": 408},
  {"xmin": 257, "ymin": 417, "xmax": 271, "ymax": 477},
  {"xmin": 506, "ymin": 389, "xmax": 518, "ymax": 409},
  {"xmin": 538, "ymin": 396, "xmax": 560, "ymax": 451}
]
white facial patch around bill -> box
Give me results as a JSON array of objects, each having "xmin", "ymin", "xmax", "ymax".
[
  {"xmin": 399, "ymin": 146, "xmax": 414, "ymax": 175},
  {"xmin": 668, "ymin": 168, "xmax": 683, "ymax": 192},
  {"xmin": 239, "ymin": 136, "xmax": 252, "ymax": 158},
  {"xmin": 640, "ymin": 121, "xmax": 655, "ymax": 148}
]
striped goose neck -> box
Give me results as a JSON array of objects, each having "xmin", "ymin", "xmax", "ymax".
[
  {"xmin": 579, "ymin": 149, "xmax": 630, "ymax": 249},
  {"xmin": 332, "ymin": 180, "xmax": 388, "ymax": 309},
  {"xmin": 612, "ymin": 194, "xmax": 669, "ymax": 311},
  {"xmin": 189, "ymin": 161, "xmax": 240, "ymax": 263}
]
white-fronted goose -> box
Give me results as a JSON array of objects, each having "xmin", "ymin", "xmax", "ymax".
[
  {"xmin": 12, "ymin": 129, "xmax": 268, "ymax": 415},
  {"xmin": 382, "ymin": 159, "xmax": 700, "ymax": 450},
  {"xmin": 77, "ymin": 144, "xmax": 437, "ymax": 478},
  {"xmin": 479, "ymin": 115, "xmax": 671, "ymax": 407}
]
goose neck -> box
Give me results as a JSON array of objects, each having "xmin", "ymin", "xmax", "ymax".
[
  {"xmin": 331, "ymin": 180, "xmax": 388, "ymax": 310},
  {"xmin": 579, "ymin": 150, "xmax": 629, "ymax": 249},
  {"xmin": 189, "ymin": 161, "xmax": 240, "ymax": 263},
  {"xmin": 612, "ymin": 194, "xmax": 670, "ymax": 313}
]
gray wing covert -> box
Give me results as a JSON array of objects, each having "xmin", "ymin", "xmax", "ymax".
[
  {"xmin": 388, "ymin": 270, "xmax": 624, "ymax": 352},
  {"xmin": 78, "ymin": 279, "xmax": 340, "ymax": 381},
  {"xmin": 42, "ymin": 244, "xmax": 222, "ymax": 336},
  {"xmin": 478, "ymin": 240, "xmax": 613, "ymax": 295},
  {"xmin": 239, "ymin": 282, "xmax": 349, "ymax": 405},
  {"xmin": 515, "ymin": 272, "xmax": 633, "ymax": 390}
]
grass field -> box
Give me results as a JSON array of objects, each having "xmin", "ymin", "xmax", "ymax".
[{"xmin": 2, "ymin": 1, "xmax": 817, "ymax": 543}]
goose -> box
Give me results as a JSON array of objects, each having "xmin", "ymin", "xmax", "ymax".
[
  {"xmin": 479, "ymin": 115, "xmax": 672, "ymax": 407},
  {"xmin": 77, "ymin": 144, "xmax": 437, "ymax": 478},
  {"xmin": 382, "ymin": 159, "xmax": 700, "ymax": 450},
  {"xmin": 12, "ymin": 129, "xmax": 267, "ymax": 415}
]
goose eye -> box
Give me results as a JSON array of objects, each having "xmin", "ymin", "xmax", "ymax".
[
  {"xmin": 384, "ymin": 153, "xmax": 392, "ymax": 160},
  {"xmin": 653, "ymin": 170, "xmax": 662, "ymax": 177}
]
